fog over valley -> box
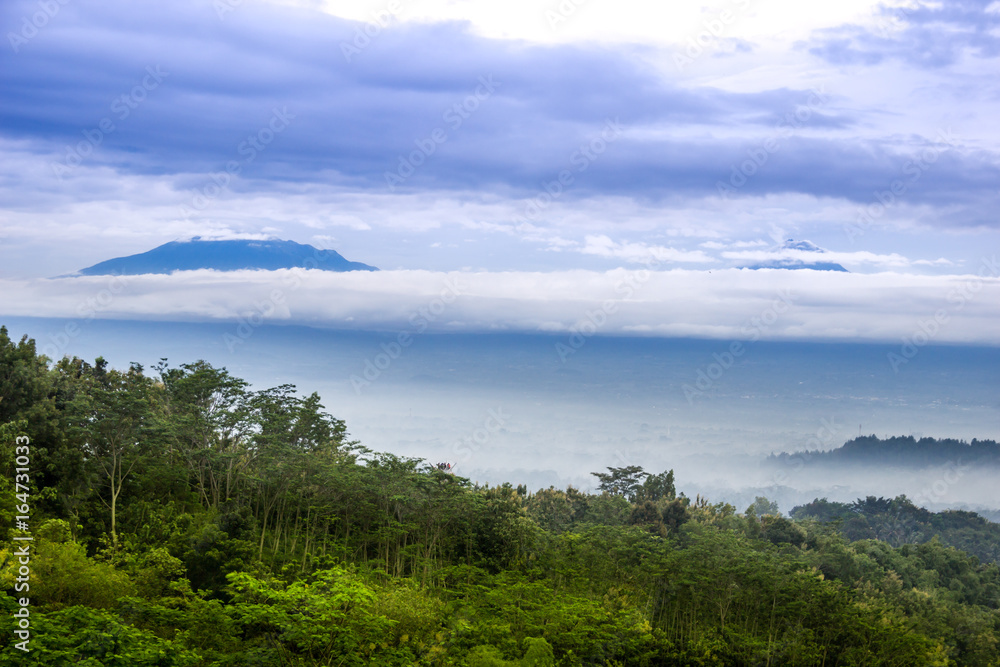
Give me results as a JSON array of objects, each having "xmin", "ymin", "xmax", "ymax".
[{"xmin": 5, "ymin": 317, "xmax": 996, "ymax": 516}]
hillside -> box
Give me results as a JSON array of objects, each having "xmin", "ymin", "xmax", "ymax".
[
  {"xmin": 769, "ymin": 435, "xmax": 1000, "ymax": 468},
  {"xmin": 2, "ymin": 325, "xmax": 999, "ymax": 665}
]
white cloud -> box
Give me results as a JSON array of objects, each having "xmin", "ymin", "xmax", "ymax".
[
  {"xmin": 2, "ymin": 263, "xmax": 998, "ymax": 345},
  {"xmin": 721, "ymin": 248, "xmax": 913, "ymax": 268},
  {"xmin": 178, "ymin": 232, "xmax": 278, "ymax": 242},
  {"xmin": 580, "ymin": 235, "xmax": 715, "ymax": 264},
  {"xmin": 701, "ymin": 239, "xmax": 770, "ymax": 249},
  {"xmin": 296, "ymin": 0, "xmax": 885, "ymax": 48},
  {"xmin": 2, "ymin": 140, "xmax": 995, "ymax": 280}
]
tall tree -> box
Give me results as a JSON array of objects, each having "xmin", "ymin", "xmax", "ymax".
[
  {"xmin": 156, "ymin": 360, "xmax": 253, "ymax": 508},
  {"xmin": 590, "ymin": 465, "xmax": 647, "ymax": 502},
  {"xmin": 67, "ymin": 359, "xmax": 155, "ymax": 548}
]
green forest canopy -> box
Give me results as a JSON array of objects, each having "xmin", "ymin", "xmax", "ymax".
[{"xmin": 1, "ymin": 325, "xmax": 999, "ymax": 666}]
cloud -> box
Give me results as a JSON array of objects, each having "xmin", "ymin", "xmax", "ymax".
[
  {"xmin": 807, "ymin": 0, "xmax": 1000, "ymax": 69},
  {"xmin": 701, "ymin": 240, "xmax": 770, "ymax": 250},
  {"xmin": 0, "ymin": 0, "xmax": 826, "ymax": 184},
  {"xmin": 6, "ymin": 0, "xmax": 997, "ymax": 216},
  {"xmin": 720, "ymin": 248, "xmax": 914, "ymax": 269},
  {"xmin": 2, "ymin": 0, "xmax": 999, "ymax": 282},
  {"xmin": 580, "ymin": 235, "xmax": 715, "ymax": 264},
  {"xmin": 178, "ymin": 232, "xmax": 279, "ymax": 242},
  {"xmin": 2, "ymin": 264, "xmax": 998, "ymax": 345}
]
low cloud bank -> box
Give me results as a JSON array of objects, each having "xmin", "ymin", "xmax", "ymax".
[{"xmin": 2, "ymin": 263, "xmax": 998, "ymax": 344}]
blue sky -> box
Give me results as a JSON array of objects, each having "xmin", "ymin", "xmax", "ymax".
[{"xmin": 1, "ymin": 0, "xmax": 998, "ymax": 341}]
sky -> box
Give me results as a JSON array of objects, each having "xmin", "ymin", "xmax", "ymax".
[{"xmin": 1, "ymin": 0, "xmax": 999, "ymax": 342}]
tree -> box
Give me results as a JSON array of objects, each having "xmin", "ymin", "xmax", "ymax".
[
  {"xmin": 590, "ymin": 465, "xmax": 647, "ymax": 502},
  {"xmin": 635, "ymin": 469, "xmax": 676, "ymax": 503},
  {"xmin": 67, "ymin": 359, "xmax": 156, "ymax": 548},
  {"xmin": 5, "ymin": 606, "xmax": 202, "ymax": 665},
  {"xmin": 155, "ymin": 360, "xmax": 253, "ymax": 509},
  {"xmin": 628, "ymin": 501, "xmax": 666, "ymax": 536},
  {"xmin": 747, "ymin": 496, "xmax": 780, "ymax": 517},
  {"xmin": 0, "ymin": 326, "xmax": 50, "ymax": 424},
  {"xmin": 226, "ymin": 567, "xmax": 401, "ymax": 665},
  {"xmin": 4, "ymin": 328, "xmax": 998, "ymax": 666},
  {"xmin": 661, "ymin": 497, "xmax": 690, "ymax": 533}
]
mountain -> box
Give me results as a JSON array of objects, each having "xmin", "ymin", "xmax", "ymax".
[
  {"xmin": 745, "ymin": 239, "xmax": 848, "ymax": 272},
  {"xmin": 781, "ymin": 240, "xmax": 824, "ymax": 253},
  {"xmin": 74, "ymin": 238, "xmax": 378, "ymax": 275}
]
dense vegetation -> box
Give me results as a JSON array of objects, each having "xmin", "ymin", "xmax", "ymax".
[
  {"xmin": 791, "ymin": 496, "xmax": 1000, "ymax": 566},
  {"xmin": 1, "ymin": 325, "xmax": 999, "ymax": 666},
  {"xmin": 770, "ymin": 435, "xmax": 1000, "ymax": 468}
]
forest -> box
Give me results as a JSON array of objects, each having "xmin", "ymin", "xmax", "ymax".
[
  {"xmin": 1, "ymin": 324, "xmax": 999, "ymax": 666},
  {"xmin": 769, "ymin": 435, "xmax": 1000, "ymax": 469}
]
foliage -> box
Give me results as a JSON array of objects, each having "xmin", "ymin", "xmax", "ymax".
[
  {"xmin": 2, "ymin": 606, "xmax": 202, "ymax": 666},
  {"xmin": 1, "ymin": 325, "xmax": 999, "ymax": 665},
  {"xmin": 792, "ymin": 495, "xmax": 1000, "ymax": 564},
  {"xmin": 590, "ymin": 465, "xmax": 648, "ymax": 502}
]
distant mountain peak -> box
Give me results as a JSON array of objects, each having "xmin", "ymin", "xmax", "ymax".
[
  {"xmin": 780, "ymin": 238, "xmax": 823, "ymax": 253},
  {"xmin": 744, "ymin": 238, "xmax": 848, "ymax": 272},
  {"xmin": 73, "ymin": 238, "xmax": 378, "ymax": 276}
]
